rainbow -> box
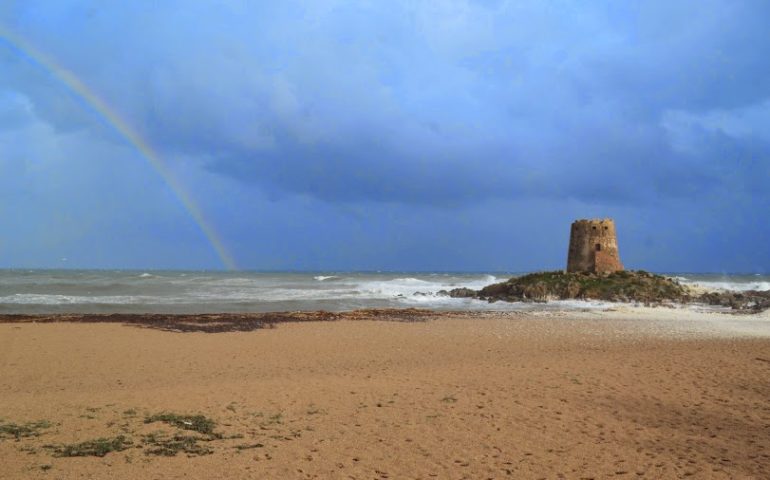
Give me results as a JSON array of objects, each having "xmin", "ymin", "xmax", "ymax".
[{"xmin": 0, "ymin": 26, "xmax": 237, "ymax": 270}]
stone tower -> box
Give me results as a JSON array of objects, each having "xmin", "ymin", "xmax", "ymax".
[{"xmin": 566, "ymin": 218, "xmax": 624, "ymax": 273}]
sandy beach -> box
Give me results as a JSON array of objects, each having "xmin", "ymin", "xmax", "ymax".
[{"xmin": 1, "ymin": 309, "xmax": 769, "ymax": 479}]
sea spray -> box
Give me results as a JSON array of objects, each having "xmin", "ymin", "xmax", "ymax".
[{"xmin": 0, "ymin": 270, "xmax": 765, "ymax": 315}]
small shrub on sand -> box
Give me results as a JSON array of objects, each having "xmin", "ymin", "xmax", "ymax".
[
  {"xmin": 0, "ymin": 420, "xmax": 52, "ymax": 441},
  {"xmin": 141, "ymin": 433, "xmax": 213, "ymax": 457},
  {"xmin": 144, "ymin": 413, "xmax": 217, "ymax": 435},
  {"xmin": 266, "ymin": 413, "xmax": 283, "ymax": 424},
  {"xmin": 45, "ymin": 436, "xmax": 133, "ymax": 457},
  {"xmin": 234, "ymin": 442, "xmax": 264, "ymax": 451}
]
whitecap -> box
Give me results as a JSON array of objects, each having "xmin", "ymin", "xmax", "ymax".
[
  {"xmin": 681, "ymin": 280, "xmax": 770, "ymax": 292},
  {"xmin": 0, "ymin": 294, "xmax": 150, "ymax": 305}
]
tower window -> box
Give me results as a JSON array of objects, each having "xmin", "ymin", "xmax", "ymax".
[{"xmin": 595, "ymin": 244, "xmax": 601, "ymax": 251}]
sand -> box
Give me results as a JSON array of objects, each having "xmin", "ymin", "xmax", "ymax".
[{"xmin": 1, "ymin": 309, "xmax": 769, "ymax": 479}]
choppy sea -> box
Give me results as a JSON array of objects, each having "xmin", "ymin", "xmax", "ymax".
[{"xmin": 0, "ymin": 270, "xmax": 767, "ymax": 314}]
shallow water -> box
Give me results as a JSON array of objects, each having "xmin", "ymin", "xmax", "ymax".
[{"xmin": 0, "ymin": 270, "xmax": 766, "ymax": 314}]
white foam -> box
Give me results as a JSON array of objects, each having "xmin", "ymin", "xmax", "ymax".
[
  {"xmin": 0, "ymin": 294, "xmax": 153, "ymax": 305},
  {"xmin": 8, "ymin": 272, "xmax": 764, "ymax": 315},
  {"xmin": 680, "ymin": 280, "xmax": 770, "ymax": 292},
  {"xmin": 354, "ymin": 276, "xmax": 501, "ymax": 300},
  {"xmin": 576, "ymin": 304, "xmax": 770, "ymax": 338},
  {"xmin": 207, "ymin": 277, "xmax": 261, "ymax": 287}
]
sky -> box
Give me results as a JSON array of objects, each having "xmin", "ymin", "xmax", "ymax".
[{"xmin": 0, "ymin": 0, "xmax": 768, "ymax": 273}]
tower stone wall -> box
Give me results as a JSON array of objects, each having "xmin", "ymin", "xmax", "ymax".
[{"xmin": 566, "ymin": 218, "xmax": 624, "ymax": 273}]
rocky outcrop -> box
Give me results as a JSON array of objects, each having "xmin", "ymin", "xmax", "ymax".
[
  {"xmin": 697, "ymin": 290, "xmax": 770, "ymax": 313},
  {"xmin": 442, "ymin": 271, "xmax": 770, "ymax": 313},
  {"xmin": 437, "ymin": 287, "xmax": 477, "ymax": 298},
  {"xmin": 445, "ymin": 270, "xmax": 689, "ymax": 304}
]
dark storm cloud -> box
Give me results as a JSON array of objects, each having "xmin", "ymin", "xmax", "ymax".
[
  {"xmin": 3, "ymin": 1, "xmax": 768, "ymax": 206},
  {"xmin": 1, "ymin": 0, "xmax": 768, "ymax": 271}
]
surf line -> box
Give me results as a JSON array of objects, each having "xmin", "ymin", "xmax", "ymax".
[{"xmin": 0, "ymin": 26, "xmax": 237, "ymax": 270}]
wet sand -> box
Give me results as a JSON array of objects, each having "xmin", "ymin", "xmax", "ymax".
[{"xmin": 1, "ymin": 309, "xmax": 769, "ymax": 479}]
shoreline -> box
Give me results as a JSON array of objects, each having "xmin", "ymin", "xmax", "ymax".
[
  {"xmin": 0, "ymin": 309, "xmax": 444, "ymax": 333},
  {"xmin": 1, "ymin": 304, "xmax": 768, "ymax": 336},
  {"xmin": 2, "ymin": 270, "xmax": 768, "ymax": 317}
]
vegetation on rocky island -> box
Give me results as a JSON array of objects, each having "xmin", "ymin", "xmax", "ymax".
[
  {"xmin": 481, "ymin": 270, "xmax": 688, "ymax": 303},
  {"xmin": 443, "ymin": 270, "xmax": 770, "ymax": 312}
]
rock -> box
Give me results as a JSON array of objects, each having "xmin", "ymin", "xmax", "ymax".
[
  {"xmin": 437, "ymin": 273, "xmax": 769, "ymax": 313},
  {"xmin": 697, "ymin": 290, "xmax": 770, "ymax": 313},
  {"xmin": 477, "ymin": 270, "xmax": 690, "ymax": 304},
  {"xmin": 446, "ymin": 288, "xmax": 477, "ymax": 298}
]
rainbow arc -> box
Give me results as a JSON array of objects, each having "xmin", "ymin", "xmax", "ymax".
[{"xmin": 0, "ymin": 26, "xmax": 236, "ymax": 270}]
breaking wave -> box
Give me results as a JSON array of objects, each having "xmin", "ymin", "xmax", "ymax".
[
  {"xmin": 0, "ymin": 271, "xmax": 765, "ymax": 314},
  {"xmin": 675, "ymin": 275, "xmax": 770, "ymax": 292},
  {"xmin": 313, "ymin": 275, "xmax": 338, "ymax": 281}
]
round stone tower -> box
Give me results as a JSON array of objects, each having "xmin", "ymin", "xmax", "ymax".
[{"xmin": 566, "ymin": 218, "xmax": 624, "ymax": 273}]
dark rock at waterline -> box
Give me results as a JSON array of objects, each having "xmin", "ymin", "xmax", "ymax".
[
  {"xmin": 697, "ymin": 290, "xmax": 770, "ymax": 313},
  {"xmin": 437, "ymin": 288, "xmax": 477, "ymax": 298}
]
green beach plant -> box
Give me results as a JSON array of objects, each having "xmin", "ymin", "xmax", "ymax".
[
  {"xmin": 0, "ymin": 420, "xmax": 52, "ymax": 441},
  {"xmin": 141, "ymin": 432, "xmax": 214, "ymax": 457},
  {"xmin": 144, "ymin": 413, "xmax": 217, "ymax": 436},
  {"xmin": 44, "ymin": 436, "xmax": 133, "ymax": 457}
]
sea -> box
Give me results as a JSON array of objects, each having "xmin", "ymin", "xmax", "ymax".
[{"xmin": 0, "ymin": 270, "xmax": 768, "ymax": 315}]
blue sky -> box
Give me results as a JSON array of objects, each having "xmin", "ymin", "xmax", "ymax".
[{"xmin": 0, "ymin": 1, "xmax": 768, "ymax": 272}]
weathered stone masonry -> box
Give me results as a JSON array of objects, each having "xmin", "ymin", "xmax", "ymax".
[{"xmin": 566, "ymin": 218, "xmax": 624, "ymax": 273}]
